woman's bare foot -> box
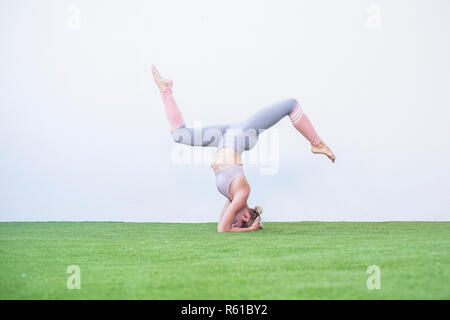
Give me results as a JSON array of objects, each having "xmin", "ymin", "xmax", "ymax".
[
  {"xmin": 311, "ymin": 141, "xmax": 336, "ymax": 163},
  {"xmin": 151, "ymin": 65, "xmax": 173, "ymax": 90}
]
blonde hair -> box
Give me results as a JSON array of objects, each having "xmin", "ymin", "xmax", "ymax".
[{"xmin": 240, "ymin": 206, "xmax": 263, "ymax": 228}]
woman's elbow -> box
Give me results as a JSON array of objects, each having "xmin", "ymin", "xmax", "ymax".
[{"xmin": 217, "ymin": 224, "xmax": 231, "ymax": 233}]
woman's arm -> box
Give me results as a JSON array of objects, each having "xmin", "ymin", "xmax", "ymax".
[
  {"xmin": 218, "ymin": 199, "xmax": 231, "ymax": 225},
  {"xmin": 229, "ymin": 222, "xmax": 261, "ymax": 232}
]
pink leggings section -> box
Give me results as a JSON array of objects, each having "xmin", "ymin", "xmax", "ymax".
[
  {"xmin": 160, "ymin": 87, "xmax": 185, "ymax": 131},
  {"xmin": 289, "ymin": 104, "xmax": 321, "ymax": 146}
]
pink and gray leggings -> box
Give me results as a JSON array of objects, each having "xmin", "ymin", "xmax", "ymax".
[{"xmin": 160, "ymin": 87, "xmax": 322, "ymax": 155}]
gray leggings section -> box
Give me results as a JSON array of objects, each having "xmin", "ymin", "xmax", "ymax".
[
  {"xmin": 170, "ymin": 98, "xmax": 298, "ymax": 154},
  {"xmin": 171, "ymin": 124, "xmax": 230, "ymax": 147}
]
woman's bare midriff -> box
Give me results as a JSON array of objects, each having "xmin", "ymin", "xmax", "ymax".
[{"xmin": 211, "ymin": 147, "xmax": 243, "ymax": 172}]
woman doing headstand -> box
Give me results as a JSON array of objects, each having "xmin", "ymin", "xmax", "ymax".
[{"xmin": 152, "ymin": 65, "xmax": 335, "ymax": 232}]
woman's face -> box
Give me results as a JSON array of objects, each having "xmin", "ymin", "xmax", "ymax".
[{"xmin": 232, "ymin": 206, "xmax": 251, "ymax": 227}]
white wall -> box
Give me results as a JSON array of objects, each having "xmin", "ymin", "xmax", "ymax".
[{"xmin": 1, "ymin": 0, "xmax": 449, "ymax": 222}]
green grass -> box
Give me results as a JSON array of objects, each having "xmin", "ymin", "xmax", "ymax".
[{"xmin": 0, "ymin": 222, "xmax": 449, "ymax": 299}]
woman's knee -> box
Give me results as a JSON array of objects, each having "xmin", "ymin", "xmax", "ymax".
[
  {"xmin": 287, "ymin": 97, "xmax": 298, "ymax": 109},
  {"xmin": 170, "ymin": 127, "xmax": 190, "ymax": 144}
]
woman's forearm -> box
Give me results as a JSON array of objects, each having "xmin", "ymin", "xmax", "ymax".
[
  {"xmin": 229, "ymin": 226, "xmax": 256, "ymax": 232},
  {"xmin": 218, "ymin": 200, "xmax": 231, "ymax": 225}
]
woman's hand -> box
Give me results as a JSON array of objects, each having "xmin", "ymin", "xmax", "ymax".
[{"xmin": 250, "ymin": 218, "xmax": 262, "ymax": 230}]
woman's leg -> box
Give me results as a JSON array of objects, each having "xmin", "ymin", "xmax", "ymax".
[
  {"xmin": 288, "ymin": 100, "xmax": 322, "ymax": 146},
  {"xmin": 240, "ymin": 98, "xmax": 321, "ymax": 144},
  {"xmin": 152, "ymin": 65, "xmax": 229, "ymax": 147},
  {"xmin": 159, "ymin": 86, "xmax": 229, "ymax": 147},
  {"xmin": 225, "ymin": 97, "xmax": 335, "ymax": 161}
]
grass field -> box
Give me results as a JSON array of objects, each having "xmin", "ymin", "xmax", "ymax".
[{"xmin": 0, "ymin": 222, "xmax": 449, "ymax": 299}]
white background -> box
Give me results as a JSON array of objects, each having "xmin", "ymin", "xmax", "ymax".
[{"xmin": 1, "ymin": 0, "xmax": 449, "ymax": 222}]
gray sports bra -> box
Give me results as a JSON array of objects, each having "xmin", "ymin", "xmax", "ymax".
[{"xmin": 215, "ymin": 165, "xmax": 245, "ymax": 200}]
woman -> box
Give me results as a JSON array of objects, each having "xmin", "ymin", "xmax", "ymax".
[{"xmin": 152, "ymin": 66, "xmax": 335, "ymax": 233}]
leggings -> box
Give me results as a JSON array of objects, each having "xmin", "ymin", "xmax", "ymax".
[{"xmin": 160, "ymin": 87, "xmax": 321, "ymax": 155}]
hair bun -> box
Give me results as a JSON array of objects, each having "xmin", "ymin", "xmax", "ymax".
[{"xmin": 254, "ymin": 206, "xmax": 263, "ymax": 215}]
